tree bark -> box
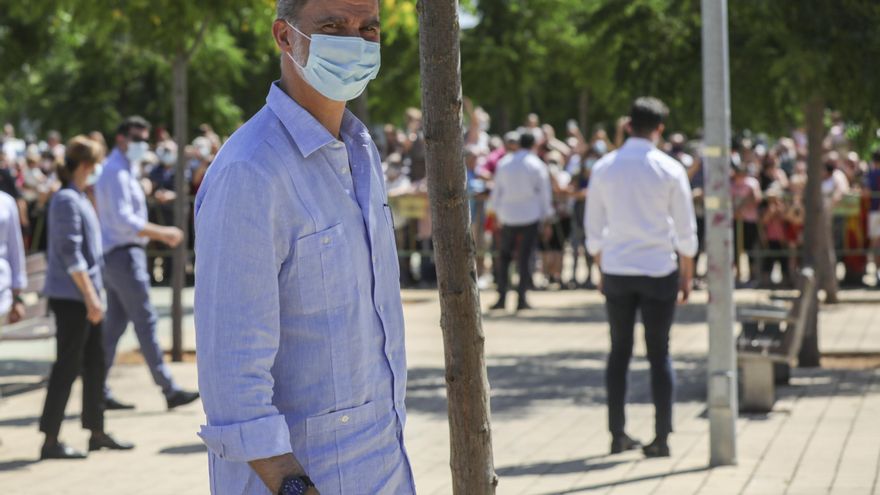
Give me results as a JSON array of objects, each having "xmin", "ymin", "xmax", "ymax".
[
  {"xmin": 417, "ymin": 1, "xmax": 497, "ymax": 494},
  {"xmin": 799, "ymin": 94, "xmax": 830, "ymax": 367},
  {"xmin": 171, "ymin": 52, "xmax": 189, "ymax": 363},
  {"xmin": 578, "ymin": 88, "xmax": 589, "ymax": 136}
]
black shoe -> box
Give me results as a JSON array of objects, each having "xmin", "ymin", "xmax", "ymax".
[
  {"xmin": 642, "ymin": 438, "xmax": 670, "ymax": 458},
  {"xmin": 41, "ymin": 442, "xmax": 87, "ymax": 460},
  {"xmin": 104, "ymin": 398, "xmax": 136, "ymax": 410},
  {"xmin": 89, "ymin": 433, "xmax": 135, "ymax": 452},
  {"xmin": 516, "ymin": 300, "xmax": 532, "ymax": 312},
  {"xmin": 167, "ymin": 390, "xmax": 200, "ymax": 410},
  {"xmin": 610, "ymin": 434, "xmax": 642, "ymax": 454},
  {"xmin": 489, "ymin": 299, "xmax": 506, "ymax": 311}
]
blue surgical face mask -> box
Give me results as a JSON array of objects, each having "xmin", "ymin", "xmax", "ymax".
[{"xmin": 286, "ymin": 22, "xmax": 381, "ymax": 102}]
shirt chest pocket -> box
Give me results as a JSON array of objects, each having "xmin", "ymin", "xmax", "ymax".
[{"xmin": 289, "ymin": 223, "xmax": 357, "ymax": 315}]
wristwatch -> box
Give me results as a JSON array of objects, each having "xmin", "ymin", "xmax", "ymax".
[{"xmin": 278, "ymin": 475, "xmax": 315, "ymax": 495}]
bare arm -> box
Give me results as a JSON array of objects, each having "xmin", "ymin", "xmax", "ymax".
[{"xmin": 249, "ymin": 454, "xmax": 318, "ymax": 495}]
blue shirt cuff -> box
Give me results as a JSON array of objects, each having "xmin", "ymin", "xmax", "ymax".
[{"xmin": 198, "ymin": 414, "xmax": 292, "ymax": 462}]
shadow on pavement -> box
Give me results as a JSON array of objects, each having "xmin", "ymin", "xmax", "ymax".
[
  {"xmin": 0, "ymin": 413, "xmax": 75, "ymax": 428},
  {"xmin": 531, "ymin": 465, "xmax": 712, "ymax": 495},
  {"xmin": 160, "ymin": 443, "xmax": 207, "ymax": 455},
  {"xmin": 496, "ymin": 454, "xmax": 623, "ymax": 477},
  {"xmin": 0, "ymin": 458, "xmax": 39, "ymax": 471},
  {"xmin": 406, "ymin": 351, "xmax": 708, "ymax": 418},
  {"xmin": 483, "ymin": 301, "xmax": 708, "ymax": 325}
]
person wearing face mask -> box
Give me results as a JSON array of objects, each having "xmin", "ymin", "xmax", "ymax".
[
  {"xmin": 192, "ymin": 1, "xmax": 412, "ymax": 494},
  {"xmin": 93, "ymin": 116, "xmax": 200, "ymax": 412},
  {"xmin": 39, "ymin": 136, "xmax": 134, "ymax": 459}
]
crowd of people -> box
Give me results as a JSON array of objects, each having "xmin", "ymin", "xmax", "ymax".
[
  {"xmin": 374, "ymin": 106, "xmax": 880, "ymax": 294},
  {"xmin": 3, "ymin": 110, "xmax": 879, "ymax": 299}
]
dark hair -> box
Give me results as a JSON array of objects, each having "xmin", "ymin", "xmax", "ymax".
[
  {"xmin": 277, "ymin": 0, "xmax": 309, "ymax": 21},
  {"xmin": 872, "ymin": 149, "xmax": 880, "ymax": 163},
  {"xmin": 629, "ymin": 97, "xmax": 669, "ymax": 136},
  {"xmin": 519, "ymin": 132, "xmax": 536, "ymax": 150},
  {"xmin": 116, "ymin": 115, "xmax": 151, "ymax": 137}
]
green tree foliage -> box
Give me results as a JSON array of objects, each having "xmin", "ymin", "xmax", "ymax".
[{"xmin": 1, "ymin": 1, "xmax": 878, "ymax": 141}]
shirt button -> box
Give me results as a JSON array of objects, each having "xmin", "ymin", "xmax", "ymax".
[
  {"xmin": 340, "ymin": 415, "xmax": 350, "ymax": 424},
  {"xmin": 322, "ymin": 237, "xmax": 331, "ymax": 245},
  {"xmin": 372, "ymin": 255, "xmax": 377, "ymax": 264},
  {"xmin": 331, "ymin": 141, "xmax": 344, "ymax": 149},
  {"xmin": 340, "ymin": 166, "xmax": 348, "ymax": 174},
  {"xmin": 379, "ymin": 305, "xmax": 384, "ymax": 313}
]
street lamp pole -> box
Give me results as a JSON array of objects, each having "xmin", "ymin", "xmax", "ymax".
[{"xmin": 700, "ymin": 0, "xmax": 738, "ymax": 466}]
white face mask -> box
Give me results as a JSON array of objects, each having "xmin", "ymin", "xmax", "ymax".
[
  {"xmin": 286, "ymin": 22, "xmax": 381, "ymax": 102},
  {"xmin": 126, "ymin": 141, "xmax": 149, "ymax": 165},
  {"xmin": 87, "ymin": 164, "xmax": 103, "ymax": 186}
]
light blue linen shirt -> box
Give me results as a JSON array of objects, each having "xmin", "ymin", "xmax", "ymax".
[
  {"xmin": 94, "ymin": 148, "xmax": 149, "ymax": 253},
  {"xmin": 194, "ymin": 82, "xmax": 414, "ymax": 495},
  {"xmin": 0, "ymin": 191, "xmax": 26, "ymax": 314},
  {"xmin": 43, "ymin": 185, "xmax": 103, "ymax": 302}
]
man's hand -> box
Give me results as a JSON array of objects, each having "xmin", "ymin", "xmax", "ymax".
[
  {"xmin": 161, "ymin": 227, "xmax": 184, "ymax": 248},
  {"xmin": 85, "ymin": 296, "xmax": 104, "ymax": 325},
  {"xmin": 8, "ymin": 301, "xmax": 25, "ymax": 324},
  {"xmin": 678, "ymin": 255, "xmax": 695, "ymax": 304}
]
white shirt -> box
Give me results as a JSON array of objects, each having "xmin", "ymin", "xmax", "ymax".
[
  {"xmin": 586, "ymin": 138, "xmax": 697, "ymax": 277},
  {"xmin": 489, "ymin": 150, "xmax": 553, "ymax": 226}
]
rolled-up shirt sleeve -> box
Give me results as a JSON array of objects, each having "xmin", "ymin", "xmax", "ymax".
[
  {"xmin": 670, "ymin": 171, "xmax": 698, "ymax": 257},
  {"xmin": 6, "ymin": 196, "xmax": 26, "ymax": 289},
  {"xmin": 585, "ymin": 175, "xmax": 606, "ymax": 257},
  {"xmin": 193, "ymin": 161, "xmax": 292, "ymax": 463},
  {"xmin": 49, "ymin": 194, "xmax": 88, "ymax": 275}
]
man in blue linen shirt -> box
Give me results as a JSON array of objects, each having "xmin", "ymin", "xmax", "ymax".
[
  {"xmin": 586, "ymin": 97, "xmax": 697, "ymax": 459},
  {"xmin": 193, "ymin": 1, "xmax": 414, "ymax": 494},
  {"xmin": 94, "ymin": 116, "xmax": 200, "ymax": 411}
]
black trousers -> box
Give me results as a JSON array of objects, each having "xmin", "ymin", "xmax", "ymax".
[
  {"xmin": 496, "ymin": 222, "xmax": 539, "ymax": 301},
  {"xmin": 603, "ymin": 271, "xmax": 678, "ymax": 440},
  {"xmin": 39, "ymin": 299, "xmax": 106, "ymax": 437}
]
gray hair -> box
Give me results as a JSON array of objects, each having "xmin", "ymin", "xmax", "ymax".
[{"xmin": 277, "ymin": 0, "xmax": 308, "ymax": 22}]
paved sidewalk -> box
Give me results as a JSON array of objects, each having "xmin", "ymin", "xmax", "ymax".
[{"xmin": 1, "ymin": 288, "xmax": 879, "ymax": 494}]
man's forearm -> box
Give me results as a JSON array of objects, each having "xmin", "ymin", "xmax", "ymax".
[
  {"xmin": 679, "ymin": 255, "xmax": 694, "ymax": 279},
  {"xmin": 138, "ymin": 222, "xmax": 170, "ymax": 242},
  {"xmin": 249, "ymin": 453, "xmax": 308, "ymax": 495}
]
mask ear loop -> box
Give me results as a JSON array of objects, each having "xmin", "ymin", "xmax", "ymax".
[{"xmin": 285, "ymin": 21, "xmax": 310, "ymax": 70}]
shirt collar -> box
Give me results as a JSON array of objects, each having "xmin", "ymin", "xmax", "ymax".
[
  {"xmin": 622, "ymin": 137, "xmax": 657, "ymax": 151},
  {"xmin": 266, "ymin": 81, "xmax": 371, "ymax": 158}
]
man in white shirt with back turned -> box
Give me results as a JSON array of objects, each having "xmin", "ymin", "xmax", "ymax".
[
  {"xmin": 586, "ymin": 97, "xmax": 697, "ymax": 459},
  {"xmin": 489, "ymin": 132, "xmax": 553, "ymax": 312}
]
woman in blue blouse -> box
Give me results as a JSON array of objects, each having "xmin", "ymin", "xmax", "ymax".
[{"xmin": 39, "ymin": 136, "xmax": 133, "ymax": 459}]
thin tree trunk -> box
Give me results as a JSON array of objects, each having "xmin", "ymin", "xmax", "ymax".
[
  {"xmin": 417, "ymin": 1, "xmax": 497, "ymax": 493},
  {"xmin": 578, "ymin": 88, "xmax": 589, "ymax": 136},
  {"xmin": 171, "ymin": 52, "xmax": 189, "ymax": 363},
  {"xmin": 799, "ymin": 94, "xmax": 829, "ymax": 367}
]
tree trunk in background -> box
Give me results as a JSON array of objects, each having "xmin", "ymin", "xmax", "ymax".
[
  {"xmin": 578, "ymin": 89, "xmax": 589, "ymax": 136},
  {"xmin": 799, "ymin": 94, "xmax": 830, "ymax": 367},
  {"xmin": 417, "ymin": 1, "xmax": 497, "ymax": 493},
  {"xmin": 171, "ymin": 53, "xmax": 188, "ymax": 363}
]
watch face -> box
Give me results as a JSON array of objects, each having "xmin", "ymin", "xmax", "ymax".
[{"xmin": 280, "ymin": 477, "xmax": 307, "ymax": 495}]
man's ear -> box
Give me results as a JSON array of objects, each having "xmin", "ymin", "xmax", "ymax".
[{"xmin": 272, "ymin": 19, "xmax": 293, "ymax": 52}]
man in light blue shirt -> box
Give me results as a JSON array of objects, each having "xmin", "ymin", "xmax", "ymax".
[
  {"xmin": 194, "ymin": 1, "xmax": 413, "ymax": 494},
  {"xmin": 94, "ymin": 116, "xmax": 200, "ymax": 411},
  {"xmin": 0, "ymin": 190, "xmax": 26, "ymax": 324}
]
